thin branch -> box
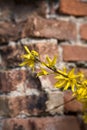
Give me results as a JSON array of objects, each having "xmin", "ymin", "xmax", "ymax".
[{"xmin": 47, "ymin": 97, "xmax": 76, "ymax": 111}]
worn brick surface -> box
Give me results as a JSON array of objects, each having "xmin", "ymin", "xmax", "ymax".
[
  {"xmin": 0, "ymin": 44, "xmax": 24, "ymax": 67},
  {"xmin": 59, "ymin": 0, "xmax": 87, "ymax": 16},
  {"xmin": 22, "ymin": 14, "xmax": 77, "ymax": 40},
  {"xmin": 0, "ymin": 69, "xmax": 42, "ymax": 93},
  {"xmin": 0, "ymin": 91, "xmax": 64, "ymax": 117},
  {"xmin": 39, "ymin": 74, "xmax": 57, "ymax": 90},
  {"xmin": 0, "ymin": 1, "xmax": 48, "ymax": 43},
  {"xmin": 13, "ymin": 0, "xmax": 48, "ymax": 18},
  {"xmin": 64, "ymin": 91, "xmax": 82, "ymax": 112},
  {"xmin": 0, "ymin": 93, "xmax": 47, "ymax": 117},
  {"xmin": 0, "ymin": 69, "xmax": 26, "ymax": 92},
  {"xmin": 62, "ymin": 45, "xmax": 87, "ymax": 61},
  {"xmin": 0, "ymin": 21, "xmax": 24, "ymax": 43},
  {"xmin": 2, "ymin": 116, "xmax": 80, "ymax": 130},
  {"xmin": 0, "ymin": 0, "xmax": 47, "ymax": 21},
  {"xmin": 35, "ymin": 42, "xmax": 58, "ymax": 62},
  {"xmin": 80, "ymin": 24, "xmax": 87, "ymax": 40},
  {"xmin": 46, "ymin": 91, "xmax": 63, "ymax": 115}
]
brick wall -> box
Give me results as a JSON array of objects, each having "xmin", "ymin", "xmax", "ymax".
[{"xmin": 0, "ymin": 0, "xmax": 87, "ymax": 130}]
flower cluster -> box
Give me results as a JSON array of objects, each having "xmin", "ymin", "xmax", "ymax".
[
  {"xmin": 20, "ymin": 46, "xmax": 39, "ymax": 71},
  {"xmin": 20, "ymin": 46, "xmax": 87, "ymax": 123}
]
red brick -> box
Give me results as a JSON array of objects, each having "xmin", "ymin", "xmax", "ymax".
[
  {"xmin": 0, "ymin": 69, "xmax": 42, "ymax": 93},
  {"xmin": 22, "ymin": 14, "xmax": 77, "ymax": 40},
  {"xmin": 80, "ymin": 24, "xmax": 87, "ymax": 40},
  {"xmin": 62, "ymin": 45, "xmax": 87, "ymax": 61},
  {"xmin": 59, "ymin": 0, "xmax": 87, "ymax": 16},
  {"xmin": 14, "ymin": 0, "xmax": 47, "ymax": 17},
  {"xmin": 46, "ymin": 91, "xmax": 63, "ymax": 115},
  {"xmin": 2, "ymin": 116, "xmax": 80, "ymax": 130},
  {"xmin": 0, "ymin": 21, "xmax": 24, "ymax": 43},
  {"xmin": 35, "ymin": 42, "xmax": 58, "ymax": 62},
  {"xmin": 0, "ymin": 93, "xmax": 47, "ymax": 117},
  {"xmin": 0, "ymin": 69, "xmax": 26, "ymax": 92},
  {"xmin": 0, "ymin": 44, "xmax": 24, "ymax": 67},
  {"xmin": 0, "ymin": 1, "xmax": 48, "ymax": 43},
  {"xmin": 39, "ymin": 74, "xmax": 57, "ymax": 89},
  {"xmin": 64, "ymin": 91, "xmax": 82, "ymax": 112},
  {"xmin": 0, "ymin": 91, "xmax": 63, "ymax": 117}
]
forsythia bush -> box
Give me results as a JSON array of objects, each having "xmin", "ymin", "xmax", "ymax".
[{"xmin": 20, "ymin": 46, "xmax": 87, "ymax": 122}]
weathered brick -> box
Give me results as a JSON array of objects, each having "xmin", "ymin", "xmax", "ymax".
[
  {"xmin": 46, "ymin": 91, "xmax": 63, "ymax": 115},
  {"xmin": 22, "ymin": 14, "xmax": 77, "ymax": 40},
  {"xmin": 0, "ymin": 21, "xmax": 24, "ymax": 43},
  {"xmin": 0, "ymin": 69, "xmax": 42, "ymax": 93},
  {"xmin": 2, "ymin": 116, "xmax": 81, "ymax": 130},
  {"xmin": 59, "ymin": 0, "xmax": 87, "ymax": 16},
  {"xmin": 35, "ymin": 42, "xmax": 58, "ymax": 62},
  {"xmin": 0, "ymin": 91, "xmax": 64, "ymax": 117},
  {"xmin": 0, "ymin": 93, "xmax": 47, "ymax": 117},
  {"xmin": 14, "ymin": 0, "xmax": 48, "ymax": 18},
  {"xmin": 0, "ymin": 44, "xmax": 24, "ymax": 67},
  {"xmin": 39, "ymin": 74, "xmax": 57, "ymax": 90},
  {"xmin": 62, "ymin": 45, "xmax": 87, "ymax": 61},
  {"xmin": 0, "ymin": 69, "xmax": 26, "ymax": 92},
  {"xmin": 64, "ymin": 91, "xmax": 82, "ymax": 112},
  {"xmin": 80, "ymin": 24, "xmax": 87, "ymax": 40},
  {"xmin": 0, "ymin": 0, "xmax": 49, "ymax": 43}
]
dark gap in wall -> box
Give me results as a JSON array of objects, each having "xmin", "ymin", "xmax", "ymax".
[
  {"xmin": 58, "ymin": 39, "xmax": 69, "ymax": 44},
  {"xmin": 0, "ymin": 42, "xmax": 8, "ymax": 46},
  {"xmin": 64, "ymin": 61, "xmax": 87, "ymax": 68},
  {"xmin": 64, "ymin": 111, "xmax": 79, "ymax": 116}
]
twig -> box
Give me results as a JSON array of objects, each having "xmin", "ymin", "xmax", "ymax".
[{"xmin": 48, "ymin": 97, "xmax": 76, "ymax": 111}]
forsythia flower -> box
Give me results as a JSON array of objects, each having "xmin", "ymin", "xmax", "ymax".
[
  {"xmin": 19, "ymin": 46, "xmax": 39, "ymax": 70},
  {"xmin": 75, "ymin": 80, "xmax": 87, "ymax": 101},
  {"xmin": 42, "ymin": 56, "xmax": 57, "ymax": 69},
  {"xmin": 55, "ymin": 68, "xmax": 83, "ymax": 92},
  {"xmin": 37, "ymin": 68, "xmax": 49, "ymax": 76}
]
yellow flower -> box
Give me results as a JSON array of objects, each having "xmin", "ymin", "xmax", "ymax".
[
  {"xmin": 42, "ymin": 56, "xmax": 57, "ymax": 69},
  {"xmin": 75, "ymin": 79, "xmax": 87, "ymax": 100},
  {"xmin": 55, "ymin": 68, "xmax": 83, "ymax": 92},
  {"xmin": 37, "ymin": 68, "xmax": 49, "ymax": 76},
  {"xmin": 19, "ymin": 46, "xmax": 39, "ymax": 70}
]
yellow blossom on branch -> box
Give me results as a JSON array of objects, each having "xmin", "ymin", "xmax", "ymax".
[
  {"xmin": 37, "ymin": 68, "xmax": 49, "ymax": 76},
  {"xmin": 54, "ymin": 68, "xmax": 83, "ymax": 92},
  {"xmin": 19, "ymin": 46, "xmax": 39, "ymax": 70},
  {"xmin": 42, "ymin": 56, "xmax": 57, "ymax": 69},
  {"xmin": 75, "ymin": 79, "xmax": 87, "ymax": 101}
]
